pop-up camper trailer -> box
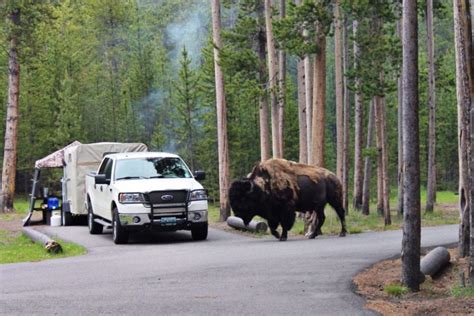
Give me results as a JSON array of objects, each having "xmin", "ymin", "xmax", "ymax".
[{"xmin": 23, "ymin": 142, "xmax": 148, "ymax": 226}]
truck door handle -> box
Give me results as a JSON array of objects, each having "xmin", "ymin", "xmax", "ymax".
[
  {"xmin": 109, "ymin": 188, "xmax": 112, "ymax": 192},
  {"xmin": 100, "ymin": 186, "xmax": 103, "ymax": 192}
]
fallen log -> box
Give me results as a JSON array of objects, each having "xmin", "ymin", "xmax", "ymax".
[
  {"xmin": 226, "ymin": 216, "xmax": 268, "ymax": 233},
  {"xmin": 22, "ymin": 227, "xmax": 63, "ymax": 254},
  {"xmin": 420, "ymin": 246, "xmax": 450, "ymax": 277}
]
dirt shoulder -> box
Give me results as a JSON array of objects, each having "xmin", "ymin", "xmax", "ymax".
[{"xmin": 353, "ymin": 248, "xmax": 474, "ymax": 315}]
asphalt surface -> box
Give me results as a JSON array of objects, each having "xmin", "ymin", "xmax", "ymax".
[{"xmin": 0, "ymin": 223, "xmax": 458, "ymax": 315}]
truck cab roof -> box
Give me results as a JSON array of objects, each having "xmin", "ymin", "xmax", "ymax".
[{"xmin": 104, "ymin": 152, "xmax": 180, "ymax": 160}]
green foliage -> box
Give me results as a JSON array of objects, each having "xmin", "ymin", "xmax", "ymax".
[
  {"xmin": 0, "ymin": 0, "xmax": 460, "ymax": 208},
  {"xmin": 384, "ymin": 283, "xmax": 409, "ymax": 296},
  {"xmin": 274, "ymin": 0, "xmax": 333, "ymax": 57},
  {"xmin": 451, "ymin": 286, "xmax": 474, "ymax": 298},
  {"xmin": 172, "ymin": 46, "xmax": 201, "ymax": 170}
]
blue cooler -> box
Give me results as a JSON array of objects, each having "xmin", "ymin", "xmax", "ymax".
[{"xmin": 47, "ymin": 197, "xmax": 60, "ymax": 210}]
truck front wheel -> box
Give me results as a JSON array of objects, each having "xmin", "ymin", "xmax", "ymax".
[
  {"xmin": 112, "ymin": 208, "xmax": 129, "ymax": 244},
  {"xmin": 191, "ymin": 224, "xmax": 208, "ymax": 241},
  {"xmin": 88, "ymin": 203, "xmax": 103, "ymax": 234}
]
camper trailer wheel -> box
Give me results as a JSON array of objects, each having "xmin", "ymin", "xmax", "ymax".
[
  {"xmin": 88, "ymin": 204, "xmax": 103, "ymax": 234},
  {"xmin": 62, "ymin": 209, "xmax": 73, "ymax": 226},
  {"xmin": 112, "ymin": 207, "xmax": 128, "ymax": 244}
]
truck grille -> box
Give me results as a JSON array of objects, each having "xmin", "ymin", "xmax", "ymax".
[
  {"xmin": 144, "ymin": 190, "xmax": 188, "ymax": 218},
  {"xmin": 145, "ymin": 190, "xmax": 188, "ymax": 206}
]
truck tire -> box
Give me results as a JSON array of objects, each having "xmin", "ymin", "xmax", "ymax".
[
  {"xmin": 88, "ymin": 203, "xmax": 103, "ymax": 234},
  {"xmin": 62, "ymin": 209, "xmax": 73, "ymax": 226},
  {"xmin": 112, "ymin": 207, "xmax": 129, "ymax": 244},
  {"xmin": 191, "ymin": 224, "xmax": 208, "ymax": 241}
]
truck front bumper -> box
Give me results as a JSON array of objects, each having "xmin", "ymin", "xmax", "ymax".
[{"xmin": 118, "ymin": 210, "xmax": 208, "ymax": 227}]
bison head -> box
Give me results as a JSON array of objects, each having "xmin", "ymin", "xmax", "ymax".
[{"xmin": 229, "ymin": 179, "xmax": 263, "ymax": 226}]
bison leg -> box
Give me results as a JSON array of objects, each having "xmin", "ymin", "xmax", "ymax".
[
  {"xmin": 268, "ymin": 220, "xmax": 280, "ymax": 240},
  {"xmin": 333, "ymin": 205, "xmax": 347, "ymax": 237},
  {"xmin": 279, "ymin": 210, "xmax": 295, "ymax": 242},
  {"xmin": 307, "ymin": 209, "xmax": 325, "ymax": 239},
  {"xmin": 304, "ymin": 211, "xmax": 318, "ymax": 239}
]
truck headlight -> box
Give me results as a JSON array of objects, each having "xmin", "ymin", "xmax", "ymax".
[
  {"xmin": 189, "ymin": 190, "xmax": 208, "ymax": 201},
  {"xmin": 118, "ymin": 193, "xmax": 145, "ymax": 204}
]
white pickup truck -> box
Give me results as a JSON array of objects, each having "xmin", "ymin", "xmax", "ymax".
[{"xmin": 85, "ymin": 152, "xmax": 208, "ymax": 244}]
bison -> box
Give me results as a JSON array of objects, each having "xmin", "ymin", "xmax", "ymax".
[{"xmin": 229, "ymin": 158, "xmax": 347, "ymax": 241}]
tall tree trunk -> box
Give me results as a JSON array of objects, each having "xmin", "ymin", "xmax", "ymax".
[
  {"xmin": 374, "ymin": 95, "xmax": 384, "ymax": 216},
  {"xmin": 362, "ymin": 100, "xmax": 375, "ymax": 216},
  {"xmin": 342, "ymin": 16, "xmax": 350, "ymax": 213},
  {"xmin": 469, "ymin": 0, "xmax": 474, "ymax": 287},
  {"xmin": 381, "ymin": 96, "xmax": 391, "ymax": 225},
  {"xmin": 425, "ymin": 0, "xmax": 437, "ymax": 213},
  {"xmin": 304, "ymin": 55, "xmax": 313, "ymax": 162},
  {"xmin": 264, "ymin": 0, "xmax": 281, "ymax": 158},
  {"xmin": 257, "ymin": 1, "xmax": 271, "ymax": 161},
  {"xmin": 453, "ymin": 0, "xmax": 472, "ymax": 258},
  {"xmin": 470, "ymin": 93, "xmax": 474, "ymax": 285},
  {"xmin": 401, "ymin": 0, "xmax": 421, "ymax": 292},
  {"xmin": 311, "ymin": 27, "xmax": 326, "ymax": 167},
  {"xmin": 353, "ymin": 19, "xmax": 364, "ymax": 211},
  {"xmin": 297, "ymin": 58, "xmax": 308, "ymax": 163},
  {"xmin": 397, "ymin": 19, "xmax": 404, "ymax": 216},
  {"xmin": 335, "ymin": 0, "xmax": 344, "ymax": 181},
  {"xmin": 211, "ymin": 0, "xmax": 230, "ymax": 221},
  {"xmin": 278, "ymin": 0, "xmax": 286, "ymax": 157},
  {"xmin": 0, "ymin": 8, "xmax": 21, "ymax": 213}
]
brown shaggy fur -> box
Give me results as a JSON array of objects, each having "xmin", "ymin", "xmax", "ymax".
[{"xmin": 249, "ymin": 158, "xmax": 340, "ymax": 202}]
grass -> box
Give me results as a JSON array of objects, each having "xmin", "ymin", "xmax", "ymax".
[
  {"xmin": 0, "ymin": 231, "xmax": 86, "ymax": 264},
  {"xmin": 210, "ymin": 190, "xmax": 460, "ymax": 236},
  {"xmin": 384, "ymin": 283, "xmax": 409, "ymax": 296},
  {"xmin": 451, "ymin": 286, "xmax": 474, "ymax": 298},
  {"xmin": 0, "ymin": 196, "xmax": 86, "ymax": 264}
]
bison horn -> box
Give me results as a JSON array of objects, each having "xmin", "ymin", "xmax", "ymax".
[{"xmin": 246, "ymin": 180, "xmax": 254, "ymax": 193}]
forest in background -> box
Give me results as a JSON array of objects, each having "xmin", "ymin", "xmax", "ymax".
[{"xmin": 0, "ymin": 0, "xmax": 459, "ymax": 205}]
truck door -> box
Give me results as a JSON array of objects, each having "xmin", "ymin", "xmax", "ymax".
[{"xmin": 95, "ymin": 158, "xmax": 113, "ymax": 219}]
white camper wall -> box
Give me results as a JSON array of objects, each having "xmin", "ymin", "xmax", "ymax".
[{"xmin": 63, "ymin": 142, "xmax": 148, "ymax": 215}]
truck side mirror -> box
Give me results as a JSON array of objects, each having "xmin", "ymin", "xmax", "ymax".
[
  {"xmin": 193, "ymin": 171, "xmax": 206, "ymax": 181},
  {"xmin": 95, "ymin": 174, "xmax": 110, "ymax": 185}
]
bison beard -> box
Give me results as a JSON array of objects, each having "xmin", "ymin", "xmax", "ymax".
[{"xmin": 229, "ymin": 159, "xmax": 347, "ymax": 241}]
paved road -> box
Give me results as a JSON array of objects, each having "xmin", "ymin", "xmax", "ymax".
[{"xmin": 1, "ymin": 224, "xmax": 458, "ymax": 315}]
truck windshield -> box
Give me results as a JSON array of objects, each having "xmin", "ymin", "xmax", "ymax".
[{"xmin": 115, "ymin": 157, "xmax": 192, "ymax": 180}]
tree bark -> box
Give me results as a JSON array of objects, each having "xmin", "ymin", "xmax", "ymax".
[
  {"xmin": 264, "ymin": 0, "xmax": 281, "ymax": 158},
  {"xmin": 335, "ymin": 0, "xmax": 344, "ymax": 181},
  {"xmin": 454, "ymin": 0, "xmax": 472, "ymax": 259},
  {"xmin": 425, "ymin": 0, "xmax": 437, "ymax": 213},
  {"xmin": 1, "ymin": 8, "xmax": 21, "ymax": 213},
  {"xmin": 211, "ymin": 0, "xmax": 230, "ymax": 221},
  {"xmin": 374, "ymin": 95, "xmax": 387, "ymax": 217},
  {"xmin": 342, "ymin": 16, "xmax": 350, "ymax": 213},
  {"xmin": 362, "ymin": 100, "xmax": 375, "ymax": 216},
  {"xmin": 470, "ymin": 94, "xmax": 474, "ymax": 285},
  {"xmin": 401, "ymin": 0, "xmax": 421, "ymax": 292},
  {"xmin": 311, "ymin": 27, "xmax": 326, "ymax": 167},
  {"xmin": 304, "ymin": 55, "xmax": 313, "ymax": 162},
  {"xmin": 277, "ymin": 0, "xmax": 286, "ymax": 157},
  {"xmin": 297, "ymin": 58, "xmax": 308, "ymax": 163},
  {"xmin": 353, "ymin": 19, "xmax": 364, "ymax": 211},
  {"xmin": 454, "ymin": 0, "xmax": 472, "ymax": 260},
  {"xmin": 397, "ymin": 19, "xmax": 404, "ymax": 216},
  {"xmin": 257, "ymin": 1, "xmax": 271, "ymax": 161},
  {"xmin": 381, "ymin": 96, "xmax": 391, "ymax": 225}
]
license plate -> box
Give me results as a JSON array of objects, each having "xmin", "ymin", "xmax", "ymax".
[{"xmin": 161, "ymin": 217, "xmax": 176, "ymax": 225}]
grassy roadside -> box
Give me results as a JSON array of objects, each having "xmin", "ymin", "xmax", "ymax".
[
  {"xmin": 209, "ymin": 190, "xmax": 460, "ymax": 236},
  {"xmin": 0, "ymin": 197, "xmax": 86, "ymax": 264}
]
